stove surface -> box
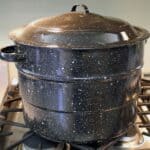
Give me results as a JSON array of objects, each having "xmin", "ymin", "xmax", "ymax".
[{"xmin": 0, "ymin": 79, "xmax": 150, "ymax": 150}]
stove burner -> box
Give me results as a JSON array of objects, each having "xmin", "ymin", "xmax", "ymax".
[
  {"xmin": 22, "ymin": 131, "xmax": 63, "ymax": 150},
  {"xmin": 112, "ymin": 125, "xmax": 144, "ymax": 149},
  {"xmin": 22, "ymin": 132, "xmax": 125, "ymax": 150}
]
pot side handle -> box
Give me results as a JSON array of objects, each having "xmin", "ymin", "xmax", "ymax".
[{"xmin": 0, "ymin": 45, "xmax": 25, "ymax": 62}]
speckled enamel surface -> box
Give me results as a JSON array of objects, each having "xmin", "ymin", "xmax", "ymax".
[
  {"xmin": 23, "ymin": 100, "xmax": 136, "ymax": 143},
  {"xmin": 14, "ymin": 42, "xmax": 144, "ymax": 143}
]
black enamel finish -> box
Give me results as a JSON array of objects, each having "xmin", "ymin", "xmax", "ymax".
[
  {"xmin": 16, "ymin": 43, "xmax": 144, "ymax": 81},
  {"xmin": 23, "ymin": 100, "xmax": 136, "ymax": 143},
  {"xmin": 8, "ymin": 42, "xmax": 142, "ymax": 143},
  {"xmin": 0, "ymin": 41, "xmax": 144, "ymax": 143},
  {"xmin": 19, "ymin": 70, "xmax": 140, "ymax": 112}
]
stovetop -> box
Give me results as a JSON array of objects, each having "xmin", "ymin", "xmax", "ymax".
[{"xmin": 0, "ymin": 79, "xmax": 150, "ymax": 150}]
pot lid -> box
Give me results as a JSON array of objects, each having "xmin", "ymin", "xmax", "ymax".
[{"xmin": 10, "ymin": 4, "xmax": 150, "ymax": 49}]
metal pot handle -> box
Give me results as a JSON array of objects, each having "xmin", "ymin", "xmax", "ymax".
[
  {"xmin": 0, "ymin": 45, "xmax": 25, "ymax": 62},
  {"xmin": 71, "ymin": 4, "xmax": 89, "ymax": 14}
]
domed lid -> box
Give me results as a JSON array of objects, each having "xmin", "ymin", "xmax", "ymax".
[{"xmin": 10, "ymin": 4, "xmax": 150, "ymax": 49}]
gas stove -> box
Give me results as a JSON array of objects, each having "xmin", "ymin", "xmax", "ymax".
[{"xmin": 0, "ymin": 78, "xmax": 150, "ymax": 150}]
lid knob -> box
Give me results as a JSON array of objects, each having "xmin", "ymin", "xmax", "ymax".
[{"xmin": 71, "ymin": 4, "xmax": 89, "ymax": 14}]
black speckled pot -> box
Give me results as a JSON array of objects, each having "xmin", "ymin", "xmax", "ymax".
[
  {"xmin": 0, "ymin": 42, "xmax": 143, "ymax": 143},
  {"xmin": 0, "ymin": 4, "xmax": 149, "ymax": 144}
]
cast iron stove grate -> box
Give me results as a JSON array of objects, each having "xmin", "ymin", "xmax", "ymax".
[{"xmin": 137, "ymin": 79, "xmax": 150, "ymax": 136}]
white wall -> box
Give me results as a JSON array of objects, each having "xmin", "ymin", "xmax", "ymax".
[{"xmin": 0, "ymin": 0, "xmax": 150, "ymax": 77}]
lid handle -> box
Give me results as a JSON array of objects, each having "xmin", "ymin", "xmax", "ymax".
[{"xmin": 71, "ymin": 4, "xmax": 89, "ymax": 14}]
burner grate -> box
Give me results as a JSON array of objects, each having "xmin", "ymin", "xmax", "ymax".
[
  {"xmin": 137, "ymin": 79, "xmax": 150, "ymax": 134},
  {"xmin": 6, "ymin": 131, "xmax": 34, "ymax": 150},
  {"xmin": 0, "ymin": 85, "xmax": 30, "ymax": 150}
]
